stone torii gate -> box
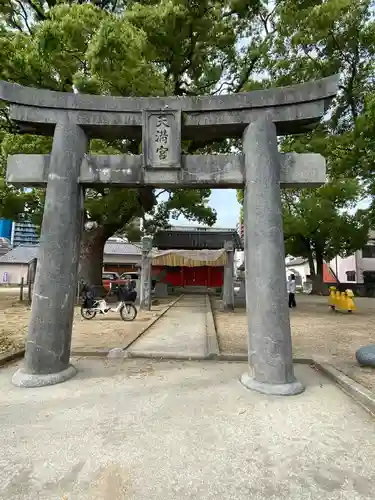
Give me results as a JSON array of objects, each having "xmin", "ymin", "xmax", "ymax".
[{"xmin": 0, "ymin": 76, "xmax": 338, "ymax": 394}]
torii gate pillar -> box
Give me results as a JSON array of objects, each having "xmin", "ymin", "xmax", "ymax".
[{"xmin": 241, "ymin": 116, "xmax": 303, "ymax": 396}]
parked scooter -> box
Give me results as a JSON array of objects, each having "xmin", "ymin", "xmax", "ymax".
[{"xmin": 80, "ymin": 281, "xmax": 137, "ymax": 321}]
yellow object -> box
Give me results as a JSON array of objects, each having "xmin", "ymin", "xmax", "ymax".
[
  {"xmin": 329, "ymin": 286, "xmax": 336, "ymax": 309},
  {"xmin": 329, "ymin": 288, "xmax": 356, "ymax": 312},
  {"xmin": 345, "ymin": 289, "xmax": 356, "ymax": 312},
  {"xmin": 335, "ymin": 290, "xmax": 341, "ymax": 309},
  {"xmin": 340, "ymin": 291, "xmax": 347, "ymax": 310}
]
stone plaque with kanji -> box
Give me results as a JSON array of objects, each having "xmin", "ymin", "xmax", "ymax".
[{"xmin": 143, "ymin": 110, "xmax": 181, "ymax": 168}]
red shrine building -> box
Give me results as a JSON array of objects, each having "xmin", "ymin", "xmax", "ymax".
[{"xmin": 151, "ymin": 227, "xmax": 243, "ymax": 289}]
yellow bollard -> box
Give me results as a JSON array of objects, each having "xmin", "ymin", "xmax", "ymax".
[
  {"xmin": 329, "ymin": 286, "xmax": 336, "ymax": 310},
  {"xmin": 345, "ymin": 289, "xmax": 356, "ymax": 313}
]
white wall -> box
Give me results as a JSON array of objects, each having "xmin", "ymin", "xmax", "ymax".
[
  {"xmin": 286, "ymin": 252, "xmax": 374, "ymax": 285},
  {"xmin": 286, "ymin": 262, "xmax": 310, "ymax": 284},
  {"xmin": 103, "ymin": 255, "xmax": 142, "ymax": 265},
  {"xmin": 0, "ymin": 255, "xmax": 141, "ymax": 285},
  {"xmin": 329, "ymin": 255, "xmax": 357, "ymax": 283},
  {"xmin": 234, "ymin": 250, "xmax": 243, "ymax": 275},
  {"xmin": 328, "ymin": 251, "xmax": 375, "ymax": 284},
  {"xmin": 0, "ymin": 263, "xmax": 29, "ymax": 284},
  {"xmin": 359, "ymin": 255, "xmax": 375, "ymax": 280}
]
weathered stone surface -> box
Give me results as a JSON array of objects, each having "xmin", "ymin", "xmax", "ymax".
[
  {"xmin": 7, "ymin": 152, "xmax": 326, "ymax": 189},
  {"xmin": 140, "ymin": 236, "xmax": 152, "ymax": 311},
  {"xmin": 0, "ymin": 75, "xmax": 339, "ymax": 139},
  {"xmin": 0, "ymin": 75, "xmax": 338, "ymax": 111},
  {"xmin": 241, "ymin": 116, "xmax": 304, "ymax": 396},
  {"xmin": 241, "ymin": 372, "xmax": 304, "ymax": 396},
  {"xmin": 142, "ymin": 235, "xmax": 153, "ymax": 253},
  {"xmin": 224, "ymin": 240, "xmax": 235, "ymax": 252},
  {"xmin": 143, "ymin": 110, "xmax": 181, "ymax": 168},
  {"xmin": 8, "ymin": 101, "xmax": 333, "ymax": 140},
  {"xmin": 222, "ymin": 241, "xmax": 234, "ymax": 311},
  {"xmin": 356, "ymin": 345, "xmax": 375, "ymax": 367},
  {"xmin": 12, "ymin": 365, "xmax": 77, "ymax": 388},
  {"xmin": 12, "ymin": 120, "xmax": 87, "ymax": 388}
]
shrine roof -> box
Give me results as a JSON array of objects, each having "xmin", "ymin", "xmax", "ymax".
[{"xmin": 153, "ymin": 228, "xmax": 243, "ymax": 251}]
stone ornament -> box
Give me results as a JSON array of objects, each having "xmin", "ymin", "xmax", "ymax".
[{"xmin": 356, "ymin": 345, "xmax": 375, "ymax": 367}]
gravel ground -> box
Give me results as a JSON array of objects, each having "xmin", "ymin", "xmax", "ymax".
[
  {"xmin": 0, "ymin": 299, "xmax": 29, "ymax": 355},
  {"xmin": 213, "ymin": 294, "xmax": 375, "ymax": 392},
  {"xmin": 1, "ymin": 359, "xmax": 375, "ymax": 500},
  {"xmin": 0, "ymin": 296, "xmax": 173, "ymax": 355},
  {"xmin": 71, "ymin": 298, "xmax": 172, "ymax": 351},
  {"xmin": 1, "ymin": 292, "xmax": 374, "ymax": 394}
]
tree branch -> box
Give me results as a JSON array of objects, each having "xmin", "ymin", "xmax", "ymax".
[
  {"xmin": 14, "ymin": 0, "xmax": 32, "ymax": 34},
  {"xmin": 155, "ymin": 189, "xmax": 168, "ymax": 199},
  {"xmin": 24, "ymin": 0, "xmax": 47, "ymax": 21}
]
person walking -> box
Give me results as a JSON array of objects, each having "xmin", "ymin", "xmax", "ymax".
[{"xmin": 288, "ymin": 274, "xmax": 297, "ymax": 308}]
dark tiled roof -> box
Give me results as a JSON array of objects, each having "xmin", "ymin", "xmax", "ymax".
[
  {"xmin": 0, "ymin": 245, "xmax": 38, "ymax": 264},
  {"xmin": 154, "ymin": 228, "xmax": 243, "ymax": 250},
  {"xmin": 0, "ymin": 241, "xmax": 142, "ymax": 264}
]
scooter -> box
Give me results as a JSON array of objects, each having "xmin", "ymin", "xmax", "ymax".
[{"xmin": 80, "ymin": 283, "xmax": 137, "ymax": 321}]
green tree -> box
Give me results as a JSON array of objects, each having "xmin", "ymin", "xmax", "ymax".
[
  {"xmin": 235, "ymin": 0, "xmax": 375, "ymax": 292},
  {"xmin": 282, "ymin": 184, "xmax": 369, "ymax": 292},
  {"xmin": 270, "ymin": 0, "xmax": 374, "ymax": 291},
  {"xmin": 0, "ymin": 0, "xmax": 268, "ymax": 284},
  {"xmin": 0, "ymin": 106, "xmax": 43, "ymax": 228}
]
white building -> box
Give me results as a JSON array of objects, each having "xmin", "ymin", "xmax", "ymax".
[
  {"xmin": 0, "ymin": 241, "xmax": 143, "ymax": 285},
  {"xmin": 285, "ymin": 230, "xmax": 375, "ymax": 285}
]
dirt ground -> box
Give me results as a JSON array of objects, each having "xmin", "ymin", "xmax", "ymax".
[
  {"xmin": 1, "ymin": 290, "xmax": 374, "ymax": 394},
  {"xmin": 213, "ymin": 294, "xmax": 375, "ymax": 392},
  {"xmin": 0, "ymin": 292, "xmax": 173, "ymax": 356}
]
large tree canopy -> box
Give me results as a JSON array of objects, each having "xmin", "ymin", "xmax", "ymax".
[
  {"xmin": 235, "ymin": 0, "xmax": 375, "ymax": 291},
  {"xmin": 0, "ymin": 0, "xmax": 266, "ymax": 284},
  {"xmin": 272, "ymin": 0, "xmax": 375, "ymax": 290},
  {"xmin": 2, "ymin": 0, "xmax": 375, "ymax": 290}
]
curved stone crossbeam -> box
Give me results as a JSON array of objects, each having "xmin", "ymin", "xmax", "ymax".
[
  {"xmin": 0, "ymin": 75, "xmax": 339, "ymax": 140},
  {"xmin": 356, "ymin": 344, "xmax": 375, "ymax": 367}
]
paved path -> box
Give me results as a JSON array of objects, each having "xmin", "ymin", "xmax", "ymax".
[
  {"xmin": 1, "ymin": 359, "xmax": 374, "ymax": 500},
  {"xmin": 128, "ymin": 294, "xmax": 207, "ymax": 358}
]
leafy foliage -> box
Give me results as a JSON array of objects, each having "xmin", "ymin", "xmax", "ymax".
[
  {"xmin": 0, "ymin": 1, "xmax": 268, "ymax": 239},
  {"xmin": 0, "ymin": 0, "xmax": 271, "ymax": 283},
  {"xmin": 234, "ymin": 0, "xmax": 375, "ymax": 289},
  {"xmin": 2, "ymin": 0, "xmax": 375, "ymax": 289}
]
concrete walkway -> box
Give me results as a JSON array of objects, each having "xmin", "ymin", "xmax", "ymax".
[
  {"xmin": 128, "ymin": 295, "xmax": 208, "ymax": 358},
  {"xmin": 1, "ymin": 358, "xmax": 374, "ymax": 499}
]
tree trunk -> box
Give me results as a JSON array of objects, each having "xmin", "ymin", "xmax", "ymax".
[
  {"xmin": 307, "ymin": 246, "xmax": 316, "ymax": 279},
  {"xmin": 78, "ymin": 225, "xmax": 108, "ymax": 286},
  {"xmin": 311, "ymin": 250, "xmax": 326, "ymax": 295}
]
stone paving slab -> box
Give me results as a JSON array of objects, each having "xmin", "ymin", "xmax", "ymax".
[
  {"xmin": 0, "ymin": 359, "xmax": 374, "ymax": 500},
  {"xmin": 128, "ymin": 295, "xmax": 208, "ymax": 358}
]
